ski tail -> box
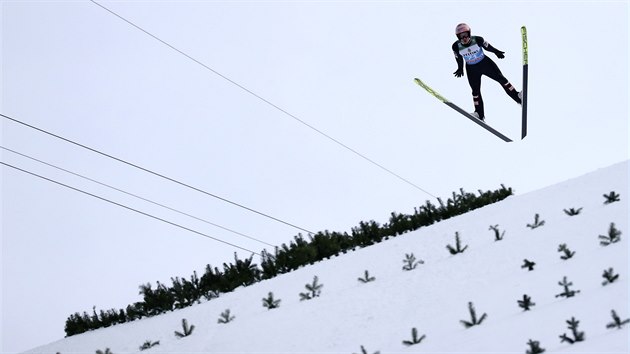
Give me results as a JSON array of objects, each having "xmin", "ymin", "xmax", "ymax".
[{"xmin": 521, "ymin": 26, "xmax": 528, "ymax": 139}]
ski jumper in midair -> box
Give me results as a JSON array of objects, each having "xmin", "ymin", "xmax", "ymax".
[{"xmin": 452, "ymin": 23, "xmax": 522, "ymax": 120}]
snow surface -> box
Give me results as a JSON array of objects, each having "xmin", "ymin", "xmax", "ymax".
[{"xmin": 24, "ymin": 161, "xmax": 629, "ymax": 354}]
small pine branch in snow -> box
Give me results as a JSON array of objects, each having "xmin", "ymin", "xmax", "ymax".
[
  {"xmin": 526, "ymin": 339, "xmax": 546, "ymax": 354},
  {"xmin": 606, "ymin": 310, "xmax": 630, "ymax": 329},
  {"xmin": 489, "ymin": 224, "xmax": 505, "ymax": 241},
  {"xmin": 139, "ymin": 340, "xmax": 160, "ymax": 351},
  {"xmin": 174, "ymin": 318, "xmax": 195, "ymax": 338},
  {"xmin": 358, "ymin": 270, "xmax": 376, "ymax": 283},
  {"xmin": 262, "ymin": 292, "xmax": 281, "ymax": 309},
  {"xmin": 402, "ymin": 327, "xmax": 426, "ymax": 346},
  {"xmin": 602, "ymin": 267, "xmax": 620, "ymax": 286},
  {"xmin": 559, "ymin": 317, "xmax": 585, "ymax": 344},
  {"xmin": 557, "ymin": 244, "xmax": 576, "ymax": 260},
  {"xmin": 96, "ymin": 349, "xmax": 113, "ymax": 354},
  {"xmin": 518, "ymin": 294, "xmax": 536, "ymax": 311},
  {"xmin": 521, "ymin": 259, "xmax": 536, "ymax": 271},
  {"xmin": 446, "ymin": 232, "xmax": 469, "ymax": 255},
  {"xmin": 526, "ymin": 214, "xmax": 546, "ymax": 229},
  {"xmin": 599, "ymin": 223, "xmax": 622, "ymax": 246},
  {"xmin": 555, "ymin": 276, "xmax": 581, "ymax": 298},
  {"xmin": 563, "ymin": 207, "xmax": 583, "ymax": 216},
  {"xmin": 203, "ymin": 290, "xmax": 220, "ymax": 301},
  {"xmin": 354, "ymin": 345, "xmax": 380, "ymax": 354},
  {"xmin": 217, "ymin": 309, "xmax": 235, "ymax": 324},
  {"xmin": 460, "ymin": 301, "xmax": 487, "ymax": 328},
  {"xmin": 402, "ymin": 253, "xmax": 424, "ymax": 271},
  {"xmin": 603, "ymin": 191, "xmax": 620, "ymax": 204},
  {"xmin": 299, "ymin": 276, "xmax": 323, "ymax": 301}
]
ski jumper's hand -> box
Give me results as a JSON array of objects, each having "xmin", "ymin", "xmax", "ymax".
[
  {"xmin": 453, "ymin": 68, "xmax": 464, "ymax": 78},
  {"xmin": 482, "ymin": 41, "xmax": 505, "ymax": 59}
]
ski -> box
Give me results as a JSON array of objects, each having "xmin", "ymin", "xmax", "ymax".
[
  {"xmin": 414, "ymin": 78, "xmax": 512, "ymax": 142},
  {"xmin": 521, "ymin": 26, "xmax": 528, "ymax": 139}
]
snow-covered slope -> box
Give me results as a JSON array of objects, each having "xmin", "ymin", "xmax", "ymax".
[{"xmin": 25, "ymin": 161, "xmax": 629, "ymax": 354}]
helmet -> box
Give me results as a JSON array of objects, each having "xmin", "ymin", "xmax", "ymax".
[{"xmin": 455, "ymin": 23, "xmax": 471, "ymax": 37}]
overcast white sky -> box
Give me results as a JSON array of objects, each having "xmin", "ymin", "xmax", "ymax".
[{"xmin": 2, "ymin": 1, "xmax": 628, "ymax": 352}]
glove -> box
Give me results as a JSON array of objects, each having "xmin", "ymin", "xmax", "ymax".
[
  {"xmin": 453, "ymin": 68, "xmax": 464, "ymax": 78},
  {"xmin": 496, "ymin": 51, "xmax": 505, "ymax": 59}
]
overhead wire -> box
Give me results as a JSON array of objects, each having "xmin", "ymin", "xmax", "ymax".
[
  {"xmin": 1, "ymin": 160, "xmax": 261, "ymax": 256},
  {"xmin": 88, "ymin": 0, "xmax": 437, "ymax": 200},
  {"xmin": 1, "ymin": 146, "xmax": 276, "ymax": 248},
  {"xmin": 1, "ymin": 113, "xmax": 314, "ymax": 235}
]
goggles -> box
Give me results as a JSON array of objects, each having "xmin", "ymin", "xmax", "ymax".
[{"xmin": 458, "ymin": 32, "xmax": 471, "ymax": 40}]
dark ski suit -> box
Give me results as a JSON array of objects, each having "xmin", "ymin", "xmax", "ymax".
[{"xmin": 452, "ymin": 36, "xmax": 521, "ymax": 119}]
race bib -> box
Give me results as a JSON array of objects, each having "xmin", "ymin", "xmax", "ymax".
[{"xmin": 459, "ymin": 39, "xmax": 485, "ymax": 65}]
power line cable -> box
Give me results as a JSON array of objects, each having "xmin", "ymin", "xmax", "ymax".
[
  {"xmin": 1, "ymin": 160, "xmax": 261, "ymax": 256},
  {"xmin": 88, "ymin": 0, "xmax": 437, "ymax": 200},
  {"xmin": 1, "ymin": 113, "xmax": 314, "ymax": 234},
  {"xmin": 1, "ymin": 146, "xmax": 275, "ymax": 248}
]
